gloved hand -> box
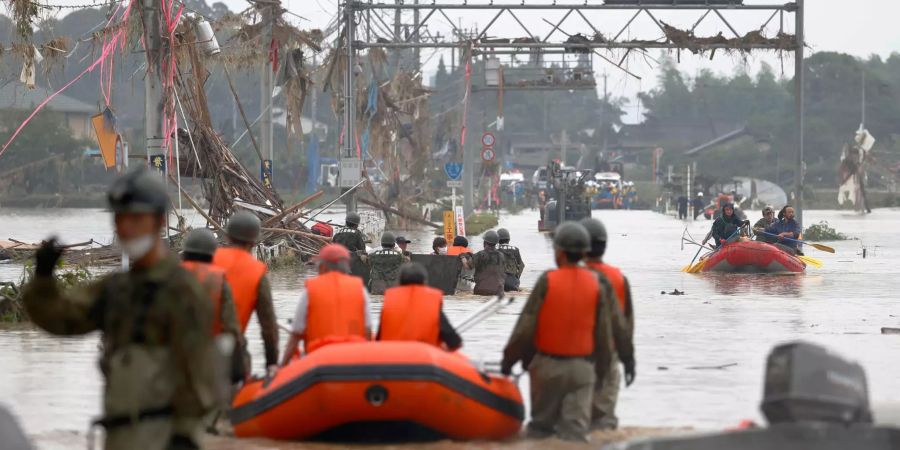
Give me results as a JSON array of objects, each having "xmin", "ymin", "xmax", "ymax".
[
  {"xmin": 500, "ymin": 360, "xmax": 513, "ymax": 376},
  {"xmin": 624, "ymin": 360, "xmax": 636, "ymax": 387},
  {"xmin": 35, "ymin": 237, "xmax": 63, "ymax": 277}
]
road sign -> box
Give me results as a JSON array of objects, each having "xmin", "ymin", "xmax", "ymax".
[
  {"xmin": 454, "ymin": 205, "xmax": 466, "ymax": 236},
  {"xmin": 443, "ymin": 211, "xmax": 455, "ymax": 243},
  {"xmin": 481, "ymin": 147, "xmax": 495, "ymax": 162},
  {"xmin": 339, "ymin": 158, "xmax": 362, "ymax": 187},
  {"xmin": 481, "ymin": 132, "xmax": 495, "ymax": 148},
  {"xmin": 444, "ymin": 162, "xmax": 463, "ymax": 180},
  {"xmin": 446, "ymin": 180, "xmax": 463, "ymax": 188}
]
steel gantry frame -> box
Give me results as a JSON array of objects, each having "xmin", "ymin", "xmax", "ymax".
[{"xmin": 338, "ymin": 0, "xmax": 805, "ymax": 221}]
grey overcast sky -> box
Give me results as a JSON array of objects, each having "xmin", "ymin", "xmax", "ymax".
[{"xmin": 29, "ymin": 0, "xmax": 900, "ymax": 121}]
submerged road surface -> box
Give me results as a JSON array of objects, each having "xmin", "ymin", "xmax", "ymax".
[{"xmin": 1, "ymin": 207, "xmax": 899, "ymax": 449}]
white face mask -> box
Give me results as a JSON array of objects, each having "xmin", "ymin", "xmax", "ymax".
[
  {"xmin": 438, "ymin": 247, "xmax": 448, "ymax": 255},
  {"xmin": 119, "ymin": 234, "xmax": 157, "ymax": 260}
]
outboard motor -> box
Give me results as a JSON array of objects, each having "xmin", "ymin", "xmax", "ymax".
[{"xmin": 761, "ymin": 341, "xmax": 872, "ymax": 425}]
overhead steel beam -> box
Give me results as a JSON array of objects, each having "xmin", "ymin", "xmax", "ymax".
[
  {"xmin": 352, "ymin": 2, "xmax": 796, "ymax": 11},
  {"xmin": 354, "ymin": 41, "xmax": 796, "ymax": 50}
]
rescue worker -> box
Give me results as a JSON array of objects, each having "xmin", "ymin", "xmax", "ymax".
[
  {"xmin": 22, "ymin": 169, "xmax": 218, "ymax": 450},
  {"xmin": 496, "ymin": 228, "xmax": 525, "ymax": 292},
  {"xmin": 765, "ymin": 205, "xmax": 803, "ymax": 254},
  {"xmin": 431, "ymin": 237, "xmax": 448, "ymax": 255},
  {"xmin": 500, "ymin": 222, "xmax": 635, "ymax": 442},
  {"xmin": 280, "ymin": 244, "xmax": 372, "ymax": 363},
  {"xmin": 377, "ymin": 262, "xmax": 462, "ymax": 350},
  {"xmin": 448, "ymin": 236, "xmax": 474, "ymax": 291},
  {"xmin": 472, "ymin": 230, "xmax": 506, "ymax": 296},
  {"xmin": 692, "ymin": 192, "xmax": 706, "ymax": 220},
  {"xmin": 579, "ymin": 218, "xmax": 636, "ymax": 430},
  {"xmin": 753, "ymin": 206, "xmax": 778, "ymax": 243},
  {"xmin": 395, "ymin": 235, "xmax": 412, "ymax": 257},
  {"xmin": 367, "ymin": 231, "xmax": 408, "ymax": 294},
  {"xmin": 332, "ymin": 212, "xmax": 366, "ymax": 253},
  {"xmin": 709, "ymin": 203, "xmax": 748, "ymax": 248},
  {"xmin": 212, "ymin": 211, "xmax": 279, "ymax": 379},
  {"xmin": 181, "ymin": 229, "xmax": 244, "ymax": 383}
]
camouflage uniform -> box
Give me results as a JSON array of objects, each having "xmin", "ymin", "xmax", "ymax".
[
  {"xmin": 472, "ymin": 248, "xmax": 506, "ymax": 296},
  {"xmin": 502, "ymin": 272, "xmax": 634, "ymax": 441},
  {"xmin": 22, "ymin": 256, "xmax": 218, "ymax": 450},
  {"xmin": 332, "ymin": 227, "xmax": 367, "ymax": 253},
  {"xmin": 367, "ymin": 248, "xmax": 407, "ymax": 294},
  {"xmin": 497, "ymin": 243, "xmax": 525, "ymax": 291}
]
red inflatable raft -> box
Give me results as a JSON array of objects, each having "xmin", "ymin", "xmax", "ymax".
[
  {"xmin": 701, "ymin": 240, "xmax": 806, "ymax": 273},
  {"xmin": 229, "ymin": 341, "xmax": 523, "ymax": 441}
]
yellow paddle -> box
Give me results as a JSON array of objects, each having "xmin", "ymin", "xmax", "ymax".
[{"xmin": 797, "ymin": 255, "xmax": 823, "ymax": 268}]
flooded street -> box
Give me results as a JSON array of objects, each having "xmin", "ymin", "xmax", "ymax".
[{"xmin": 2, "ymin": 207, "xmax": 899, "ymax": 449}]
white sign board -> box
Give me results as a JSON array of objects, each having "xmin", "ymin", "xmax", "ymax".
[
  {"xmin": 447, "ymin": 180, "xmax": 463, "ymax": 188},
  {"xmin": 339, "ymin": 158, "xmax": 362, "ymax": 187},
  {"xmin": 454, "ymin": 205, "xmax": 466, "ymax": 237}
]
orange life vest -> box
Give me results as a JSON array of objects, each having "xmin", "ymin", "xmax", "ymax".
[
  {"xmin": 304, "ymin": 271, "xmax": 368, "ymax": 353},
  {"xmin": 181, "ymin": 260, "xmax": 227, "ymax": 335},
  {"xmin": 586, "ymin": 261, "xmax": 627, "ymax": 311},
  {"xmin": 447, "ymin": 246, "xmax": 472, "ymax": 256},
  {"xmin": 535, "ymin": 266, "xmax": 599, "ymax": 357},
  {"xmin": 212, "ymin": 247, "xmax": 267, "ymax": 332},
  {"xmin": 379, "ymin": 285, "xmax": 442, "ymax": 346}
]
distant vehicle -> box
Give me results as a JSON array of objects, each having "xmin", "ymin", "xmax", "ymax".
[
  {"xmin": 531, "ymin": 166, "xmax": 548, "ymax": 190},
  {"xmin": 591, "ymin": 172, "xmax": 623, "ymax": 209}
]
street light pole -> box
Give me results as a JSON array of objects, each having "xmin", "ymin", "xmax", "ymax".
[{"xmin": 794, "ymin": 0, "xmax": 805, "ymax": 224}]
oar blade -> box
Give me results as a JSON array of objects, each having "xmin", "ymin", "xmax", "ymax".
[
  {"xmin": 798, "ymin": 255, "xmax": 823, "ymax": 268},
  {"xmin": 811, "ymin": 243, "xmax": 835, "ymax": 253}
]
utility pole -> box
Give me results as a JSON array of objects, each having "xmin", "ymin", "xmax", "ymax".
[
  {"xmin": 143, "ymin": 0, "xmax": 164, "ymax": 173},
  {"xmin": 794, "ymin": 0, "xmax": 805, "ymax": 224},
  {"xmin": 344, "ymin": 0, "xmax": 358, "ymax": 213},
  {"xmin": 260, "ymin": 3, "xmax": 275, "ymax": 183},
  {"xmin": 413, "ymin": 0, "xmax": 420, "ymax": 67}
]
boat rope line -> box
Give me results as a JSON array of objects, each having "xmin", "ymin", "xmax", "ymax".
[{"xmin": 228, "ymin": 364, "xmax": 525, "ymax": 424}]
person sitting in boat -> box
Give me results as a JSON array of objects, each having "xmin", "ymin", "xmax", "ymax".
[
  {"xmin": 710, "ymin": 203, "xmax": 749, "ymax": 247},
  {"xmin": 753, "ymin": 206, "xmax": 778, "ymax": 243},
  {"xmin": 377, "ymin": 263, "xmax": 462, "ymax": 351},
  {"xmin": 280, "ymin": 244, "xmax": 372, "ymax": 364},
  {"xmin": 765, "ymin": 205, "xmax": 803, "ymax": 255}
]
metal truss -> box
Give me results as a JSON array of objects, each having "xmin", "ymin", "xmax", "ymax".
[{"xmin": 346, "ymin": 1, "xmax": 799, "ymax": 54}]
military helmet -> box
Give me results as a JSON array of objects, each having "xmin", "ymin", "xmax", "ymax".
[
  {"xmin": 182, "ymin": 228, "xmax": 218, "ymax": 256},
  {"xmin": 579, "ymin": 218, "xmax": 608, "ymax": 243},
  {"xmin": 226, "ymin": 211, "xmax": 261, "ymax": 244},
  {"xmin": 398, "ymin": 262, "xmax": 428, "ymax": 285},
  {"xmin": 553, "ymin": 221, "xmax": 590, "ymax": 253},
  {"xmin": 380, "ymin": 231, "xmax": 396, "ymax": 247},
  {"xmin": 497, "ymin": 228, "xmax": 511, "ymax": 241},
  {"xmin": 346, "ymin": 212, "xmax": 361, "ymax": 226},
  {"xmin": 483, "ymin": 230, "xmax": 499, "ymax": 245},
  {"xmin": 107, "ymin": 168, "xmax": 170, "ymax": 214}
]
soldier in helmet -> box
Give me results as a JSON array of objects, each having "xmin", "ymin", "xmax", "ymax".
[
  {"xmin": 580, "ymin": 218, "xmax": 636, "ymax": 430},
  {"xmin": 472, "ymin": 230, "xmax": 506, "ymax": 296},
  {"xmin": 500, "ymin": 221, "xmax": 634, "ymax": 442},
  {"xmin": 496, "ymin": 228, "xmax": 525, "ymax": 292},
  {"xmin": 181, "ymin": 229, "xmax": 245, "ymax": 384},
  {"xmin": 332, "ymin": 212, "xmax": 367, "ymax": 253},
  {"xmin": 367, "ymin": 231, "xmax": 408, "ymax": 295},
  {"xmin": 212, "ymin": 211, "xmax": 279, "ymax": 380},
  {"xmin": 21, "ymin": 168, "xmax": 219, "ymax": 449}
]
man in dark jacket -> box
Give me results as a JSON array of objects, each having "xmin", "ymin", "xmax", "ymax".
[
  {"xmin": 765, "ymin": 205, "xmax": 803, "ymax": 254},
  {"xmin": 709, "ymin": 203, "xmax": 747, "ymax": 247}
]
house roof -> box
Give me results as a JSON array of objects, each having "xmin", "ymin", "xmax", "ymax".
[{"xmin": 0, "ymin": 83, "xmax": 96, "ymax": 114}]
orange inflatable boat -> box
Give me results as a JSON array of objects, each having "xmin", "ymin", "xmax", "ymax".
[{"xmin": 229, "ymin": 341, "xmax": 524, "ymax": 441}]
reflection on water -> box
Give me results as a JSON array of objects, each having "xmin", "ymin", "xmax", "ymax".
[
  {"xmin": 702, "ymin": 273, "xmax": 804, "ymax": 297},
  {"xmin": 3, "ymin": 207, "xmax": 900, "ymax": 448}
]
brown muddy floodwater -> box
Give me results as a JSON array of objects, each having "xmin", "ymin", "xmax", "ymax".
[{"xmin": 2, "ymin": 207, "xmax": 899, "ymax": 449}]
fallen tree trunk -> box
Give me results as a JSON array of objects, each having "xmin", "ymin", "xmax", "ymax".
[{"xmin": 358, "ymin": 197, "xmax": 440, "ymax": 229}]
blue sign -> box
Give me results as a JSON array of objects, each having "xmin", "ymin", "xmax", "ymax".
[
  {"xmin": 444, "ymin": 162, "xmax": 463, "ymax": 180},
  {"xmin": 261, "ymin": 159, "xmax": 273, "ymax": 188}
]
